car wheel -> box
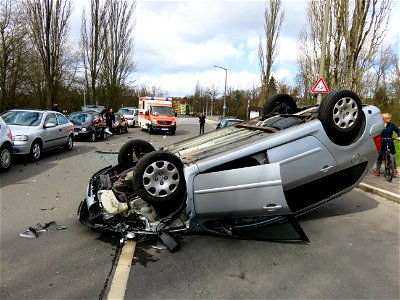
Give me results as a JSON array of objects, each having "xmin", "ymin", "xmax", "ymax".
[
  {"xmin": 170, "ymin": 129, "xmax": 176, "ymax": 135},
  {"xmin": 263, "ymin": 94, "xmax": 297, "ymax": 116},
  {"xmin": 116, "ymin": 127, "xmax": 121, "ymax": 135},
  {"xmin": 148, "ymin": 126, "xmax": 153, "ymax": 134},
  {"xmin": 90, "ymin": 131, "xmax": 96, "ymax": 142},
  {"xmin": 318, "ymin": 90, "xmax": 363, "ymax": 145},
  {"xmin": 125, "ymin": 124, "xmax": 128, "ymax": 133},
  {"xmin": 64, "ymin": 135, "xmax": 74, "ymax": 151},
  {"xmin": 0, "ymin": 145, "xmax": 12, "ymax": 173},
  {"xmin": 133, "ymin": 150, "xmax": 186, "ymax": 215},
  {"xmin": 118, "ymin": 139, "xmax": 155, "ymax": 164},
  {"xmin": 30, "ymin": 140, "xmax": 42, "ymax": 161}
]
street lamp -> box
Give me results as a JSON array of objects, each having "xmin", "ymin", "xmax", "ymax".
[{"xmin": 214, "ymin": 65, "xmax": 227, "ymax": 119}]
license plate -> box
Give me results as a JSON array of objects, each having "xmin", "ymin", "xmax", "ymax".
[
  {"xmin": 161, "ymin": 128, "xmax": 168, "ymax": 131},
  {"xmin": 74, "ymin": 132, "xmax": 78, "ymax": 136}
]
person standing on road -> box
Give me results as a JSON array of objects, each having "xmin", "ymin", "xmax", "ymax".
[
  {"xmin": 199, "ymin": 112, "xmax": 206, "ymax": 135},
  {"xmin": 104, "ymin": 108, "xmax": 115, "ymax": 134},
  {"xmin": 375, "ymin": 113, "xmax": 400, "ymax": 177}
]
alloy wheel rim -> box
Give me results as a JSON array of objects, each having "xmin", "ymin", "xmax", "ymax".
[
  {"xmin": 142, "ymin": 160, "xmax": 180, "ymax": 197},
  {"xmin": 0, "ymin": 148, "xmax": 11, "ymax": 168},
  {"xmin": 32, "ymin": 143, "xmax": 40, "ymax": 159},
  {"xmin": 333, "ymin": 97, "xmax": 358, "ymax": 129}
]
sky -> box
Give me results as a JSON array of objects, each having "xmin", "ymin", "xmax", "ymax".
[{"xmin": 69, "ymin": 0, "xmax": 400, "ymax": 97}]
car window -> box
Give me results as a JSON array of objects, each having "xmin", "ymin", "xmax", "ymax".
[
  {"xmin": 44, "ymin": 113, "xmax": 58, "ymax": 125},
  {"xmin": 57, "ymin": 114, "xmax": 69, "ymax": 125},
  {"xmin": 1, "ymin": 111, "xmax": 43, "ymax": 126}
]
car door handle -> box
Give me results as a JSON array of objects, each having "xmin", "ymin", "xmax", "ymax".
[
  {"xmin": 262, "ymin": 204, "xmax": 282, "ymax": 211},
  {"xmin": 320, "ymin": 165, "xmax": 334, "ymax": 173}
]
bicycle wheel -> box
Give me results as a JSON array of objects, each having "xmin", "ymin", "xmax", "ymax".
[{"xmin": 384, "ymin": 152, "xmax": 394, "ymax": 182}]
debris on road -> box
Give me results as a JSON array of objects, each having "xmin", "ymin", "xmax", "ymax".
[{"xmin": 19, "ymin": 221, "xmax": 67, "ymax": 239}]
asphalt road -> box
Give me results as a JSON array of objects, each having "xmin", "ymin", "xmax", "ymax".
[{"xmin": 1, "ymin": 117, "xmax": 399, "ymax": 299}]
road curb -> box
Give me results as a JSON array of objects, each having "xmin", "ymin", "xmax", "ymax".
[{"xmin": 357, "ymin": 182, "xmax": 400, "ymax": 203}]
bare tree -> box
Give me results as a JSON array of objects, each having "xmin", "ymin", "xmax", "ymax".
[
  {"xmin": 100, "ymin": 0, "xmax": 136, "ymax": 108},
  {"xmin": 80, "ymin": 0, "xmax": 107, "ymax": 105},
  {"xmin": 258, "ymin": 0, "xmax": 284, "ymax": 107},
  {"xmin": 297, "ymin": 0, "xmax": 391, "ymax": 95},
  {"xmin": 205, "ymin": 85, "xmax": 218, "ymax": 116},
  {"xmin": 25, "ymin": 0, "xmax": 72, "ymax": 108},
  {"xmin": 0, "ymin": 0, "xmax": 29, "ymax": 110}
]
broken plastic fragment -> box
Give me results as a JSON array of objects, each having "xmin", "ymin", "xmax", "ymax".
[
  {"xmin": 45, "ymin": 221, "xmax": 67, "ymax": 231},
  {"xmin": 19, "ymin": 227, "xmax": 38, "ymax": 239}
]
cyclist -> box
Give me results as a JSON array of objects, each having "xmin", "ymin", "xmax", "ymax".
[{"xmin": 375, "ymin": 113, "xmax": 400, "ymax": 177}]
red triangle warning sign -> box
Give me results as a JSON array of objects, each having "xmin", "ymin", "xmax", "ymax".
[{"xmin": 311, "ymin": 77, "xmax": 329, "ymax": 93}]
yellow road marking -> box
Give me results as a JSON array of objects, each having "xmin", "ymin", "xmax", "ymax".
[{"xmin": 107, "ymin": 240, "xmax": 136, "ymax": 300}]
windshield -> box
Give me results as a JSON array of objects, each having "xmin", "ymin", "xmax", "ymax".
[
  {"xmin": 151, "ymin": 106, "xmax": 174, "ymax": 116},
  {"xmin": 119, "ymin": 109, "xmax": 135, "ymax": 115},
  {"xmin": 68, "ymin": 113, "xmax": 93, "ymax": 123},
  {"xmin": 1, "ymin": 111, "xmax": 43, "ymax": 126}
]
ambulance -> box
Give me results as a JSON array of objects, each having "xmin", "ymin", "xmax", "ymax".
[{"xmin": 138, "ymin": 97, "xmax": 176, "ymax": 135}]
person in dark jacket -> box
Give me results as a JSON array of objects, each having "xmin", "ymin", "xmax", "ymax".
[
  {"xmin": 51, "ymin": 101, "xmax": 59, "ymax": 112},
  {"xmin": 104, "ymin": 108, "xmax": 115, "ymax": 132},
  {"xmin": 375, "ymin": 113, "xmax": 400, "ymax": 177},
  {"xmin": 199, "ymin": 112, "xmax": 206, "ymax": 135}
]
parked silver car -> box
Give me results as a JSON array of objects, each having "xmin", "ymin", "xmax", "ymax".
[
  {"xmin": 78, "ymin": 90, "xmax": 384, "ymax": 248},
  {"xmin": 0, "ymin": 117, "xmax": 13, "ymax": 172},
  {"xmin": 1, "ymin": 110, "xmax": 74, "ymax": 161}
]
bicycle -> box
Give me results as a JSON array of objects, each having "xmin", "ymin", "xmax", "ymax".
[{"xmin": 381, "ymin": 137, "xmax": 399, "ymax": 182}]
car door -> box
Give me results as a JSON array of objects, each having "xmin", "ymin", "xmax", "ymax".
[
  {"xmin": 42, "ymin": 112, "xmax": 61, "ymax": 149},
  {"xmin": 56, "ymin": 113, "xmax": 72, "ymax": 144},
  {"xmin": 193, "ymin": 162, "xmax": 290, "ymax": 220},
  {"xmin": 267, "ymin": 135, "xmax": 337, "ymax": 190}
]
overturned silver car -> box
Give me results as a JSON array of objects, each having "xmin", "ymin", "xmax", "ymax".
[{"xmin": 78, "ymin": 90, "xmax": 384, "ymax": 248}]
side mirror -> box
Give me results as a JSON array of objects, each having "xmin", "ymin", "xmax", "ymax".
[{"xmin": 44, "ymin": 122, "xmax": 56, "ymax": 128}]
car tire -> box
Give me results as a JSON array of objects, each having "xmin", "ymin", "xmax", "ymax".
[
  {"xmin": 263, "ymin": 94, "xmax": 297, "ymax": 116},
  {"xmin": 64, "ymin": 134, "xmax": 74, "ymax": 151},
  {"xmin": 117, "ymin": 139, "xmax": 156, "ymax": 164},
  {"xmin": 0, "ymin": 145, "xmax": 12, "ymax": 173},
  {"xmin": 30, "ymin": 140, "xmax": 42, "ymax": 161},
  {"xmin": 125, "ymin": 124, "xmax": 128, "ymax": 133},
  {"xmin": 90, "ymin": 131, "xmax": 96, "ymax": 142},
  {"xmin": 318, "ymin": 90, "xmax": 363, "ymax": 145},
  {"xmin": 132, "ymin": 150, "xmax": 186, "ymax": 215},
  {"xmin": 170, "ymin": 129, "xmax": 176, "ymax": 135},
  {"xmin": 116, "ymin": 127, "xmax": 121, "ymax": 135},
  {"xmin": 148, "ymin": 126, "xmax": 153, "ymax": 134}
]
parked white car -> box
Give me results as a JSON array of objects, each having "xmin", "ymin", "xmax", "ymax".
[
  {"xmin": 0, "ymin": 117, "xmax": 13, "ymax": 172},
  {"xmin": 1, "ymin": 109, "xmax": 74, "ymax": 161},
  {"xmin": 117, "ymin": 107, "xmax": 139, "ymax": 127}
]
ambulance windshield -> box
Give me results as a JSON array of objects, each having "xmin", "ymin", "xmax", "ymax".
[{"xmin": 151, "ymin": 106, "xmax": 174, "ymax": 116}]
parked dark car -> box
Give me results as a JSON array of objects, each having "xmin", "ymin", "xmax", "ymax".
[
  {"xmin": 68, "ymin": 111, "xmax": 107, "ymax": 142},
  {"xmin": 216, "ymin": 117, "xmax": 244, "ymax": 129},
  {"xmin": 112, "ymin": 113, "xmax": 129, "ymax": 134},
  {"xmin": 78, "ymin": 90, "xmax": 384, "ymax": 249}
]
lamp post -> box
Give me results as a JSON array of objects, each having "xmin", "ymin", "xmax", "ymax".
[{"xmin": 214, "ymin": 65, "xmax": 227, "ymax": 119}]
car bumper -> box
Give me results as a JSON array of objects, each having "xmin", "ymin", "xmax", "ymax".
[
  {"xmin": 12, "ymin": 141, "xmax": 31, "ymax": 155},
  {"xmin": 151, "ymin": 125, "xmax": 176, "ymax": 131}
]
